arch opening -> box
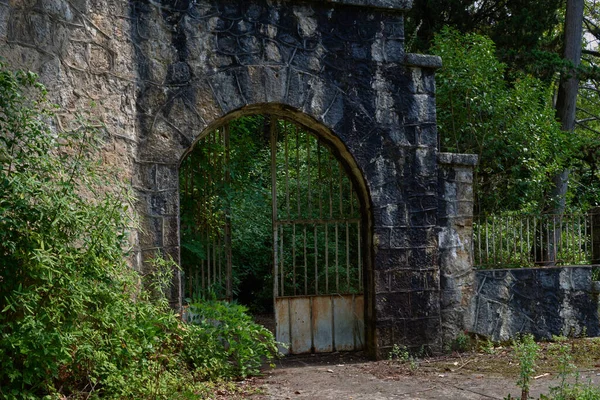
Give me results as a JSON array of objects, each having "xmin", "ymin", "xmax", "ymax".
[{"xmin": 179, "ymin": 111, "xmax": 372, "ymax": 354}]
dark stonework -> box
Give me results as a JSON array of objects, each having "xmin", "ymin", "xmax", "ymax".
[
  {"xmin": 470, "ymin": 267, "xmax": 600, "ymax": 340},
  {"xmin": 128, "ymin": 0, "xmax": 444, "ymax": 355}
]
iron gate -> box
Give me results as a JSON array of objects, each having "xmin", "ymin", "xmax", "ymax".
[{"xmin": 180, "ymin": 116, "xmax": 364, "ymax": 354}]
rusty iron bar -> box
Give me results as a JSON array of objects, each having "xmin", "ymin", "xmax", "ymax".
[{"xmin": 474, "ymin": 213, "xmax": 594, "ymax": 268}]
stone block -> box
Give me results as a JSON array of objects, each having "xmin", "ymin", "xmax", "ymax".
[
  {"xmin": 163, "ymin": 217, "xmax": 180, "ymax": 248},
  {"xmin": 209, "ymin": 71, "xmax": 246, "ymax": 113},
  {"xmin": 134, "ymin": 163, "xmax": 156, "ymax": 190},
  {"xmin": 408, "ymin": 246, "xmax": 437, "ymax": 269},
  {"xmin": 375, "ymin": 319, "xmax": 397, "ymax": 347},
  {"xmin": 411, "ymin": 291, "xmax": 440, "ymax": 318},
  {"xmin": 375, "ymin": 269, "xmax": 390, "ymax": 293},
  {"xmin": 149, "ymin": 190, "xmax": 179, "ymax": 216},
  {"xmin": 138, "ymin": 216, "xmax": 163, "ymax": 249},
  {"xmin": 374, "ymin": 204, "xmax": 408, "ymax": 227},
  {"xmin": 376, "ymin": 292, "xmax": 412, "ymax": 319},
  {"xmin": 375, "ymin": 248, "xmax": 410, "ymax": 270},
  {"xmin": 156, "ymin": 164, "xmax": 179, "ymax": 191},
  {"xmin": 374, "ymin": 226, "xmax": 392, "ymax": 249}
]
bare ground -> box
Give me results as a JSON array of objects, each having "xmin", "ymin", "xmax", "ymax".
[{"xmin": 244, "ymin": 340, "xmax": 600, "ymax": 400}]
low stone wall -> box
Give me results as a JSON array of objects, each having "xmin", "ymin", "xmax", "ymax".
[{"xmin": 468, "ymin": 266, "xmax": 599, "ymax": 341}]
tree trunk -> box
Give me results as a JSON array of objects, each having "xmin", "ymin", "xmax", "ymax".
[{"xmin": 543, "ymin": 0, "xmax": 584, "ymax": 265}]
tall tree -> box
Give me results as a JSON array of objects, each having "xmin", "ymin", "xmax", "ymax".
[
  {"xmin": 544, "ymin": 0, "xmax": 585, "ymax": 264},
  {"xmin": 407, "ymin": 0, "xmax": 563, "ymax": 77}
]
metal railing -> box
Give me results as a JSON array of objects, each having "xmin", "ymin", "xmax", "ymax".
[{"xmin": 473, "ymin": 212, "xmax": 598, "ymax": 268}]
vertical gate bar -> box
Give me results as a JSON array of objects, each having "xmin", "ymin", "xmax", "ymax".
[
  {"xmin": 504, "ymin": 216, "xmax": 508, "ymax": 264},
  {"xmin": 328, "ymin": 152, "xmax": 334, "ymax": 219},
  {"xmin": 202, "ymin": 146, "xmax": 207, "ymax": 292},
  {"xmin": 185, "ymin": 160, "xmax": 191, "ymax": 298},
  {"xmin": 304, "ymin": 225, "xmax": 308, "ymax": 295},
  {"xmin": 281, "ymin": 225, "xmax": 284, "ymax": 297},
  {"xmin": 285, "ymin": 122, "xmax": 291, "ymax": 220},
  {"xmin": 577, "ymin": 214, "xmax": 583, "ymax": 260},
  {"xmin": 317, "ymin": 142, "xmax": 323, "ymax": 295},
  {"xmin": 585, "ymin": 213, "xmax": 589, "ymax": 261},
  {"xmin": 358, "ymin": 220, "xmax": 362, "ymax": 291},
  {"xmin": 573, "ymin": 215, "xmax": 576, "ymax": 262},
  {"xmin": 337, "ymin": 163, "xmax": 344, "ymax": 291},
  {"xmin": 296, "ymin": 125, "xmax": 301, "ymax": 220},
  {"xmin": 305, "ymin": 132, "xmax": 311, "ymax": 295},
  {"xmin": 350, "ymin": 180, "xmax": 354, "ymax": 215},
  {"xmin": 510, "ymin": 216, "xmax": 514, "ymax": 263},
  {"xmin": 327, "ymin": 151, "xmax": 334, "ymax": 294},
  {"xmin": 314, "ymin": 224, "xmax": 318, "ymax": 295},
  {"xmin": 335, "ymin": 222, "xmax": 339, "ymax": 293},
  {"xmin": 224, "ymin": 123, "xmax": 232, "ymax": 300},
  {"xmin": 293, "ymin": 223, "xmax": 296, "ymax": 296},
  {"xmin": 218, "ymin": 234, "xmax": 222, "ymax": 288},
  {"xmin": 485, "ymin": 218, "xmax": 489, "ymax": 265},
  {"xmin": 560, "ymin": 215, "xmax": 564, "ymax": 261},
  {"xmin": 207, "ymin": 230, "xmax": 211, "ymax": 288},
  {"xmin": 207, "ymin": 131, "xmax": 213, "ymax": 288},
  {"xmin": 591, "ymin": 212, "xmax": 595, "ymax": 264},
  {"xmin": 546, "ymin": 218, "xmax": 550, "ymax": 264},
  {"xmin": 307, "ymin": 131, "xmax": 312, "ymax": 217},
  {"xmin": 553, "ymin": 215, "xmax": 557, "ymax": 263},
  {"xmin": 527, "ymin": 217, "xmax": 535, "ymax": 264},
  {"xmin": 519, "ymin": 218, "xmax": 523, "ymax": 265},
  {"xmin": 338, "ymin": 163, "xmax": 343, "ymax": 218},
  {"xmin": 318, "ymin": 142, "xmax": 323, "ymax": 219},
  {"xmin": 215, "ymin": 130, "xmax": 219, "ymax": 290},
  {"xmin": 213, "ymin": 232, "xmax": 217, "ymax": 293},
  {"xmin": 475, "ymin": 216, "xmax": 483, "ymax": 265},
  {"xmin": 492, "ymin": 217, "xmax": 496, "ymax": 264},
  {"xmin": 271, "ymin": 116, "xmax": 279, "ymax": 299},
  {"xmin": 218, "ymin": 128, "xmax": 223, "ymax": 289},
  {"xmin": 325, "ymin": 222, "xmax": 329, "ymax": 293},
  {"xmin": 346, "ymin": 221, "xmax": 350, "ymax": 290}
]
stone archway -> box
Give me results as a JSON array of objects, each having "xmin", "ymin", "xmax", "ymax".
[
  {"xmin": 130, "ymin": 0, "xmax": 448, "ymax": 357},
  {"xmin": 0, "ymin": 0, "xmax": 478, "ymax": 357},
  {"xmin": 179, "ymin": 110, "xmax": 374, "ymax": 354}
]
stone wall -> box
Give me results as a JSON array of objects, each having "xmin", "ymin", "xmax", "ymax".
[
  {"xmin": 0, "ymin": 0, "xmax": 479, "ymax": 357},
  {"xmin": 0, "ymin": 0, "xmax": 140, "ymax": 258},
  {"xmin": 437, "ymin": 153, "xmax": 478, "ymax": 345},
  {"xmin": 469, "ymin": 266, "xmax": 600, "ymax": 341}
]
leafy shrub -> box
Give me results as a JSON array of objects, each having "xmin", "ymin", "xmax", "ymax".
[
  {"xmin": 185, "ymin": 300, "xmax": 279, "ymax": 379},
  {"xmin": 512, "ymin": 333, "xmax": 540, "ymax": 400},
  {"xmin": 0, "ymin": 63, "xmax": 276, "ymax": 399}
]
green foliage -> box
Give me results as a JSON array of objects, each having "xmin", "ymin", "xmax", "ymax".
[
  {"xmin": 179, "ymin": 116, "xmax": 362, "ymax": 310},
  {"xmin": 431, "ymin": 28, "xmax": 574, "ymax": 214},
  {"xmin": 450, "ymin": 332, "xmax": 471, "ymax": 352},
  {"xmin": 550, "ymin": 336, "xmax": 577, "ymax": 398},
  {"xmin": 513, "ymin": 333, "xmax": 540, "ymax": 400},
  {"xmin": 0, "ymin": 63, "xmax": 276, "ymax": 399},
  {"xmin": 406, "ymin": 0, "xmax": 564, "ymax": 79},
  {"xmin": 388, "ymin": 344, "xmax": 419, "ymax": 372},
  {"xmin": 185, "ymin": 300, "xmax": 280, "ymax": 379}
]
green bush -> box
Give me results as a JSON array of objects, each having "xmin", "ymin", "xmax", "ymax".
[
  {"xmin": 0, "ymin": 63, "xmax": 277, "ymax": 399},
  {"xmin": 185, "ymin": 300, "xmax": 280, "ymax": 379}
]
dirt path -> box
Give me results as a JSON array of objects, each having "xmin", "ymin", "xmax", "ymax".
[{"xmin": 251, "ymin": 350, "xmax": 600, "ymax": 400}]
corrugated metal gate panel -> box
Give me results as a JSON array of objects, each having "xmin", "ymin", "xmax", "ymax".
[{"xmin": 276, "ymin": 294, "xmax": 364, "ymax": 355}]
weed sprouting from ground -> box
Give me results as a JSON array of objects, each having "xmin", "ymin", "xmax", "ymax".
[{"xmin": 513, "ymin": 334, "xmax": 540, "ymax": 400}]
